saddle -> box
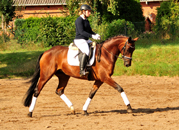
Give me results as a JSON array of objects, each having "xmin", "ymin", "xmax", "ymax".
[
  {"xmin": 69, "ymin": 41, "xmax": 96, "ymax": 62},
  {"xmin": 67, "ymin": 42, "xmax": 96, "ymax": 66}
]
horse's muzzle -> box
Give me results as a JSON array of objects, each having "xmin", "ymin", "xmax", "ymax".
[{"xmin": 124, "ymin": 60, "xmax": 131, "ymax": 67}]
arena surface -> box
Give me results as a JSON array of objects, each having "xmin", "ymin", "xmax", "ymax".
[{"xmin": 0, "ymin": 76, "xmax": 179, "ymax": 130}]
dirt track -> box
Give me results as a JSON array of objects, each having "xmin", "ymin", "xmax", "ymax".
[{"xmin": 0, "ymin": 76, "xmax": 179, "ymax": 130}]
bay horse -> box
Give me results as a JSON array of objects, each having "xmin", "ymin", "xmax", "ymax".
[{"xmin": 23, "ymin": 35, "xmax": 138, "ymax": 117}]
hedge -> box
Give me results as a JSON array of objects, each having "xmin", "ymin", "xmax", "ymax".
[
  {"xmin": 14, "ymin": 16, "xmax": 136, "ymax": 47},
  {"xmin": 15, "ymin": 16, "xmax": 77, "ymax": 46}
]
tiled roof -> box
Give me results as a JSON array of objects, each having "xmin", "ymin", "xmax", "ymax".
[
  {"xmin": 140, "ymin": 0, "xmax": 168, "ymax": 2},
  {"xmin": 13, "ymin": 0, "xmax": 67, "ymax": 6}
]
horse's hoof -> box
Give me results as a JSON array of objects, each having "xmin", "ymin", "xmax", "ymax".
[
  {"xmin": 27, "ymin": 112, "xmax": 32, "ymax": 117},
  {"xmin": 127, "ymin": 104, "xmax": 133, "ymax": 113},
  {"xmin": 84, "ymin": 111, "xmax": 89, "ymax": 116},
  {"xmin": 127, "ymin": 108, "xmax": 133, "ymax": 113},
  {"xmin": 70, "ymin": 106, "xmax": 75, "ymax": 115}
]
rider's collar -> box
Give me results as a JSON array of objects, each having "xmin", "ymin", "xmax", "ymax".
[{"xmin": 80, "ymin": 15, "xmax": 86, "ymax": 20}]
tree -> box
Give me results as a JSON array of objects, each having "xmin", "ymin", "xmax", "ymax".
[
  {"xmin": 154, "ymin": 0, "xmax": 179, "ymax": 39},
  {"xmin": 93, "ymin": 0, "xmax": 145, "ymax": 32},
  {"xmin": 65, "ymin": 0, "xmax": 145, "ymax": 32},
  {"xmin": 0, "ymin": 0, "xmax": 15, "ymax": 33}
]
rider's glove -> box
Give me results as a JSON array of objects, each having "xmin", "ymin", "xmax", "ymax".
[{"xmin": 92, "ymin": 34, "xmax": 101, "ymax": 40}]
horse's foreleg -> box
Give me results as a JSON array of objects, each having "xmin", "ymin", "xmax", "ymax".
[
  {"xmin": 55, "ymin": 74, "xmax": 75, "ymax": 114},
  {"xmin": 104, "ymin": 77, "xmax": 132, "ymax": 113},
  {"xmin": 83, "ymin": 80, "xmax": 103, "ymax": 115}
]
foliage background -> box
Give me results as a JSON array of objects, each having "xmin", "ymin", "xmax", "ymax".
[
  {"xmin": 14, "ymin": 16, "xmax": 137, "ymax": 46},
  {"xmin": 154, "ymin": 0, "xmax": 179, "ymax": 39},
  {"xmin": 0, "ymin": 0, "xmax": 179, "ymax": 78}
]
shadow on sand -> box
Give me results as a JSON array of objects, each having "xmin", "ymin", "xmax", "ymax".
[
  {"xmin": 40, "ymin": 106, "xmax": 179, "ymax": 117},
  {"xmin": 90, "ymin": 106, "xmax": 179, "ymax": 115}
]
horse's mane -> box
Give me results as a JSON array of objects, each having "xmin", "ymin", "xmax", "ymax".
[{"xmin": 98, "ymin": 35, "xmax": 128, "ymax": 45}]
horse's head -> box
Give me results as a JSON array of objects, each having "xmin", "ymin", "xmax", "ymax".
[{"xmin": 120, "ymin": 37, "xmax": 138, "ymax": 67}]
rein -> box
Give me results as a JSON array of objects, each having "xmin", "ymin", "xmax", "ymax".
[{"xmin": 97, "ymin": 39, "xmax": 134, "ymax": 62}]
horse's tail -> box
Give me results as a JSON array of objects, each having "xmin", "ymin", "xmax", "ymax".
[{"xmin": 23, "ymin": 53, "xmax": 44, "ymax": 107}]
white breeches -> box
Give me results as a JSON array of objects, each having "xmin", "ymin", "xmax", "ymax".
[{"xmin": 74, "ymin": 39, "xmax": 92, "ymax": 56}]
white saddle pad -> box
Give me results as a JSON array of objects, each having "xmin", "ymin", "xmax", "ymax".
[{"xmin": 67, "ymin": 46, "xmax": 96, "ymax": 66}]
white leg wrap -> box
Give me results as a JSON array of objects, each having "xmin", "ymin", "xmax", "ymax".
[
  {"xmin": 121, "ymin": 92, "xmax": 130, "ymax": 106},
  {"xmin": 83, "ymin": 98, "xmax": 92, "ymax": 111},
  {"xmin": 29, "ymin": 96, "xmax": 37, "ymax": 112},
  {"xmin": 60, "ymin": 94, "xmax": 73, "ymax": 108}
]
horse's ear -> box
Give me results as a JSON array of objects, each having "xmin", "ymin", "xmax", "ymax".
[
  {"xmin": 128, "ymin": 37, "xmax": 132, "ymax": 42},
  {"xmin": 133, "ymin": 37, "xmax": 139, "ymax": 42}
]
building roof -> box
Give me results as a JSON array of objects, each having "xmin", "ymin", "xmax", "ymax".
[
  {"xmin": 140, "ymin": 0, "xmax": 168, "ymax": 2},
  {"xmin": 13, "ymin": 0, "xmax": 67, "ymax": 6}
]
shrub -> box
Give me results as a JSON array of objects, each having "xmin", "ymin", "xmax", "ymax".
[
  {"xmin": 154, "ymin": 1, "xmax": 179, "ymax": 39},
  {"xmin": 40, "ymin": 16, "xmax": 77, "ymax": 47},
  {"xmin": 15, "ymin": 16, "xmax": 77, "ymax": 46},
  {"xmin": 97, "ymin": 19, "xmax": 135, "ymax": 40},
  {"xmin": 14, "ymin": 16, "xmax": 136, "ymax": 46},
  {"xmin": 15, "ymin": 18, "xmax": 42, "ymax": 44}
]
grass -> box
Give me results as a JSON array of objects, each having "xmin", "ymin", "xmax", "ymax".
[
  {"xmin": 114, "ymin": 38, "xmax": 179, "ymax": 77},
  {"xmin": 0, "ymin": 40, "xmax": 49, "ymax": 78},
  {"xmin": 0, "ymin": 38, "xmax": 179, "ymax": 79},
  {"xmin": 0, "ymin": 51, "xmax": 44, "ymax": 78}
]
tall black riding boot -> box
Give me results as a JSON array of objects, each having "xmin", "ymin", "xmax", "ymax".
[{"xmin": 80, "ymin": 53, "xmax": 89, "ymax": 77}]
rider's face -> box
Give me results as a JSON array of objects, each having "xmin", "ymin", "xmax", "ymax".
[{"xmin": 85, "ymin": 10, "xmax": 91, "ymax": 17}]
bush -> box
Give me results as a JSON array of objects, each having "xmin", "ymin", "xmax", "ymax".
[
  {"xmin": 97, "ymin": 19, "xmax": 135, "ymax": 40},
  {"xmin": 40, "ymin": 16, "xmax": 77, "ymax": 46},
  {"xmin": 15, "ymin": 18, "xmax": 42, "ymax": 44},
  {"xmin": 154, "ymin": 1, "xmax": 179, "ymax": 39},
  {"xmin": 15, "ymin": 15, "xmax": 137, "ymax": 46},
  {"xmin": 15, "ymin": 16, "xmax": 77, "ymax": 47},
  {"xmin": 94, "ymin": 0, "xmax": 145, "ymax": 33}
]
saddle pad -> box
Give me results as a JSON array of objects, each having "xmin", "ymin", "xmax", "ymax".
[{"xmin": 67, "ymin": 47, "xmax": 96, "ymax": 66}]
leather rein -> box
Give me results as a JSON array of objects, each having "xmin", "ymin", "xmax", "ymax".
[{"xmin": 97, "ymin": 39, "xmax": 134, "ymax": 62}]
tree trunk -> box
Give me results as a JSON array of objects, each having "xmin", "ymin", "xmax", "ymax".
[
  {"xmin": 2, "ymin": 14, "xmax": 4, "ymax": 30},
  {"xmin": 1, "ymin": 14, "xmax": 6, "ymax": 43}
]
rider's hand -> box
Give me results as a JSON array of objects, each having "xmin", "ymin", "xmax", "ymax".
[
  {"xmin": 96, "ymin": 34, "xmax": 101, "ymax": 40},
  {"xmin": 92, "ymin": 34, "xmax": 101, "ymax": 40}
]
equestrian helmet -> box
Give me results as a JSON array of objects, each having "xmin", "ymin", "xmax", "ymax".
[{"xmin": 80, "ymin": 4, "xmax": 92, "ymax": 11}]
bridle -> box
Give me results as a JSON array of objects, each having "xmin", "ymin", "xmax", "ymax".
[
  {"xmin": 121, "ymin": 40, "xmax": 135, "ymax": 60},
  {"xmin": 101, "ymin": 39, "xmax": 135, "ymax": 60}
]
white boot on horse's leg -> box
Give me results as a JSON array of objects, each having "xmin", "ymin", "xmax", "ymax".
[
  {"xmin": 28, "ymin": 96, "xmax": 37, "ymax": 117},
  {"xmin": 83, "ymin": 97, "xmax": 92, "ymax": 116},
  {"xmin": 121, "ymin": 92, "xmax": 133, "ymax": 113},
  {"xmin": 60, "ymin": 94, "xmax": 75, "ymax": 114}
]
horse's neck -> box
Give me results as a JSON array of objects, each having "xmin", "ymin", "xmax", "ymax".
[{"xmin": 104, "ymin": 38, "xmax": 124, "ymax": 56}]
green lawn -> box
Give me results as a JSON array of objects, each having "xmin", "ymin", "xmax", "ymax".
[
  {"xmin": 114, "ymin": 39, "xmax": 179, "ymax": 77},
  {"xmin": 0, "ymin": 38, "xmax": 179, "ymax": 78}
]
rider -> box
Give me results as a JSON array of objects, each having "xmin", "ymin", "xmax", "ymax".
[{"xmin": 74, "ymin": 4, "xmax": 101, "ymax": 77}]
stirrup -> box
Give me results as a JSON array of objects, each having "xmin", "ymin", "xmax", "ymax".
[{"xmin": 80, "ymin": 70, "xmax": 89, "ymax": 77}]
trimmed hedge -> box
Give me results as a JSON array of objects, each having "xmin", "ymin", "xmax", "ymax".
[
  {"xmin": 15, "ymin": 16, "xmax": 77, "ymax": 46},
  {"xmin": 15, "ymin": 18, "xmax": 42, "ymax": 44},
  {"xmin": 15, "ymin": 16, "xmax": 135, "ymax": 47}
]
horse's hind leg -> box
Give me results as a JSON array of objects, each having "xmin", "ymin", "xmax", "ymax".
[
  {"xmin": 83, "ymin": 80, "xmax": 103, "ymax": 115},
  {"xmin": 55, "ymin": 73, "xmax": 75, "ymax": 114},
  {"xmin": 28, "ymin": 69, "xmax": 55, "ymax": 117}
]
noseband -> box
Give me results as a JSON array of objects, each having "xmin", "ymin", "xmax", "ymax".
[{"xmin": 101, "ymin": 39, "xmax": 134, "ymax": 61}]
